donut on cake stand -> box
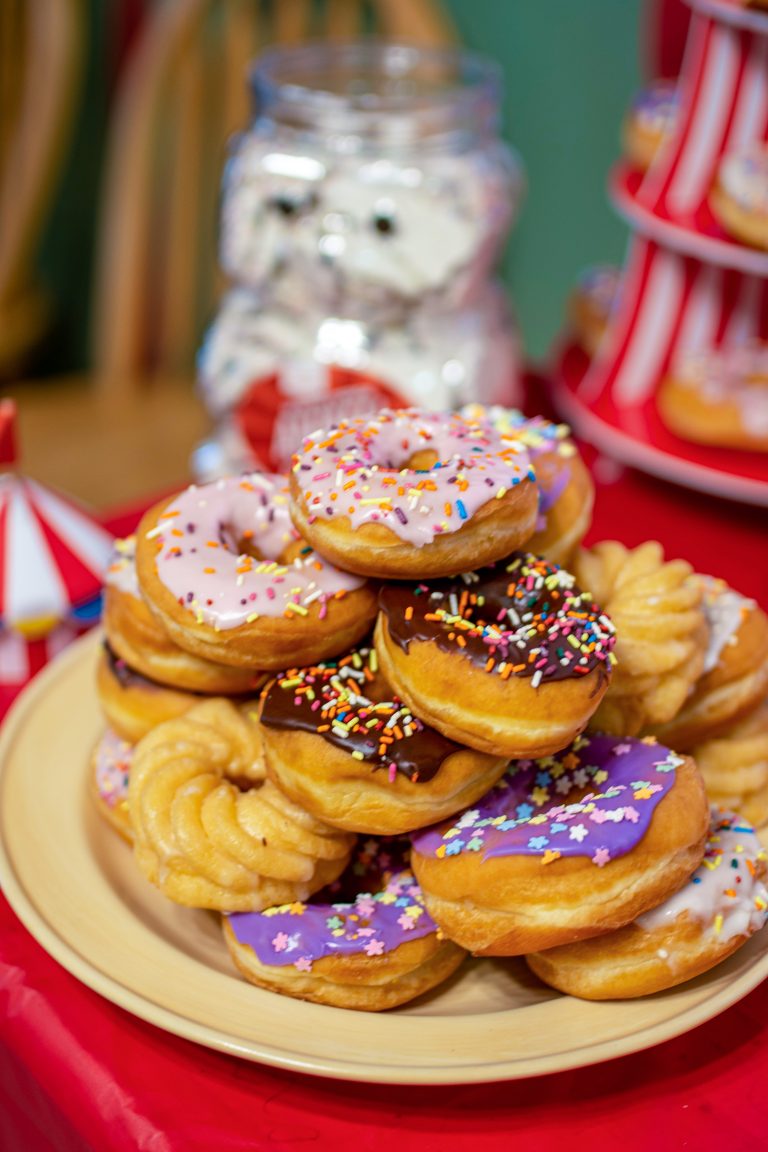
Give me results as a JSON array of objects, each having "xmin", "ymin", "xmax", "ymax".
[{"xmin": 554, "ymin": 0, "xmax": 768, "ymax": 507}]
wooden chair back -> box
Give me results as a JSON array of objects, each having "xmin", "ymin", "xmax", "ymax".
[
  {"xmin": 0, "ymin": 0, "xmax": 84, "ymax": 378},
  {"xmin": 90, "ymin": 0, "xmax": 456, "ymax": 390}
]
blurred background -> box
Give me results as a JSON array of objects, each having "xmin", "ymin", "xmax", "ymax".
[{"xmin": 1, "ymin": 0, "xmax": 672, "ymax": 384}]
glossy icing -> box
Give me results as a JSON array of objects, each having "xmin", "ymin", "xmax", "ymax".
[
  {"xmin": 146, "ymin": 473, "xmax": 365, "ymax": 630},
  {"xmin": 674, "ymin": 345, "xmax": 768, "ymax": 436},
  {"xmin": 290, "ymin": 407, "xmax": 535, "ymax": 547},
  {"xmin": 411, "ymin": 733, "xmax": 683, "ymax": 866},
  {"xmin": 631, "ymin": 80, "xmax": 679, "ymax": 134},
  {"xmin": 94, "ymin": 728, "xmax": 132, "ymax": 810},
  {"xmin": 698, "ymin": 575, "xmax": 756, "ymax": 674},
  {"xmin": 104, "ymin": 536, "xmax": 140, "ymax": 598},
  {"xmin": 226, "ymin": 838, "xmax": 438, "ymax": 970},
  {"xmin": 636, "ymin": 809, "xmax": 768, "ymax": 943},
  {"xmin": 460, "ymin": 405, "xmax": 579, "ymax": 528},
  {"xmin": 260, "ymin": 646, "xmax": 461, "ymax": 783},
  {"xmin": 379, "ymin": 552, "xmax": 616, "ymax": 686}
]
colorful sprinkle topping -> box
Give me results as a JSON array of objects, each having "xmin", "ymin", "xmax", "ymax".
[
  {"xmin": 630, "ymin": 80, "xmax": 679, "ymax": 133},
  {"xmin": 260, "ymin": 647, "xmax": 460, "ymax": 784},
  {"xmin": 290, "ymin": 407, "xmax": 535, "ymax": 547},
  {"xmin": 411, "ymin": 733, "xmax": 682, "ymax": 866},
  {"xmin": 149, "ymin": 473, "xmax": 365, "ymax": 629},
  {"xmin": 94, "ymin": 728, "xmax": 132, "ymax": 810},
  {"xmin": 104, "ymin": 536, "xmax": 139, "ymax": 597},
  {"xmin": 637, "ymin": 809, "xmax": 768, "ymax": 942},
  {"xmin": 460, "ymin": 406, "xmax": 579, "ymax": 527},
  {"xmin": 226, "ymin": 838, "xmax": 438, "ymax": 970},
  {"xmin": 673, "ymin": 343, "xmax": 768, "ymax": 435},
  {"xmin": 380, "ymin": 552, "xmax": 616, "ymax": 685}
]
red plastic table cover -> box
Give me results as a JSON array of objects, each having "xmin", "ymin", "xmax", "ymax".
[{"xmin": 2, "ymin": 423, "xmax": 767, "ymax": 1151}]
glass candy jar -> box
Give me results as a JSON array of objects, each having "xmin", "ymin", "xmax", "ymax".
[{"xmin": 197, "ymin": 41, "xmax": 525, "ymax": 476}]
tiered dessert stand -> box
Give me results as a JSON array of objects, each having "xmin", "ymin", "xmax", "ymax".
[{"xmin": 554, "ymin": 0, "xmax": 768, "ymax": 506}]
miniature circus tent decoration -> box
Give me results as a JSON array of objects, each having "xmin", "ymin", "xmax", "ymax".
[
  {"xmin": 0, "ymin": 398, "xmax": 113, "ymax": 687},
  {"xmin": 0, "ymin": 472, "xmax": 113, "ymax": 632}
]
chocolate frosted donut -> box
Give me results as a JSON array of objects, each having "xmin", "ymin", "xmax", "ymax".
[
  {"xmin": 375, "ymin": 552, "xmax": 616, "ymax": 758},
  {"xmin": 259, "ymin": 646, "xmax": 508, "ymax": 834}
]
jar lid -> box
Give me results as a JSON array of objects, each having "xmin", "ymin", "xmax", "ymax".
[{"xmin": 250, "ymin": 41, "xmax": 503, "ymax": 151}]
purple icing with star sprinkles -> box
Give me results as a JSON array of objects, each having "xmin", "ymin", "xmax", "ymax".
[
  {"xmin": 226, "ymin": 840, "xmax": 437, "ymax": 971},
  {"xmin": 411, "ymin": 734, "xmax": 684, "ymax": 868}
]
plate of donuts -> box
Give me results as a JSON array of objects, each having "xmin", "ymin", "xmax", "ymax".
[{"xmin": 3, "ymin": 631, "xmax": 768, "ymax": 1085}]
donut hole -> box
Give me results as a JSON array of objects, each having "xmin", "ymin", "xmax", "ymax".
[
  {"xmin": 406, "ymin": 448, "xmax": 440, "ymax": 470},
  {"xmin": 219, "ymin": 521, "xmax": 282, "ymax": 564}
]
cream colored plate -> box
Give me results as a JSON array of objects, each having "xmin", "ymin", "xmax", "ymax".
[{"xmin": 2, "ymin": 630, "xmax": 768, "ymax": 1085}]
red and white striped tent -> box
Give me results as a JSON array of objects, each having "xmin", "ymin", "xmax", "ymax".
[{"xmin": 0, "ymin": 400, "xmax": 113, "ymax": 692}]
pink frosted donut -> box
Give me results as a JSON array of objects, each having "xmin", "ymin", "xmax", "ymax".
[
  {"xmin": 222, "ymin": 837, "xmax": 466, "ymax": 1009},
  {"xmin": 289, "ymin": 407, "xmax": 539, "ymax": 578},
  {"xmin": 135, "ymin": 473, "xmax": 379, "ymax": 669},
  {"xmin": 89, "ymin": 728, "xmax": 133, "ymax": 842}
]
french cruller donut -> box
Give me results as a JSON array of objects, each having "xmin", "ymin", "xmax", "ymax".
[
  {"xmin": 128, "ymin": 699, "xmax": 355, "ymax": 911},
  {"xmin": 526, "ymin": 809, "xmax": 768, "ymax": 999},
  {"xmin": 375, "ymin": 551, "xmax": 616, "ymax": 758},
  {"xmin": 410, "ymin": 732, "xmax": 710, "ymax": 956},
  {"xmin": 135, "ymin": 472, "xmax": 378, "ymax": 670},
  {"xmin": 572, "ymin": 540, "xmax": 709, "ymax": 736},
  {"xmin": 223, "ymin": 836, "xmax": 466, "ymax": 1010},
  {"xmin": 289, "ymin": 407, "xmax": 539, "ymax": 579},
  {"xmin": 259, "ymin": 645, "xmax": 508, "ymax": 834}
]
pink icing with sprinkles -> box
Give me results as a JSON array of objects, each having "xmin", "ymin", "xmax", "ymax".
[
  {"xmin": 411, "ymin": 733, "xmax": 684, "ymax": 868},
  {"xmin": 460, "ymin": 406, "xmax": 580, "ymax": 528},
  {"xmin": 291, "ymin": 408, "xmax": 535, "ymax": 548},
  {"xmin": 147, "ymin": 473, "xmax": 365, "ymax": 629},
  {"xmin": 104, "ymin": 536, "xmax": 140, "ymax": 598},
  {"xmin": 94, "ymin": 728, "xmax": 132, "ymax": 809}
]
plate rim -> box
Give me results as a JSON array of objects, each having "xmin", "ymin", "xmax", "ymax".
[{"xmin": 2, "ymin": 630, "xmax": 768, "ymax": 1085}]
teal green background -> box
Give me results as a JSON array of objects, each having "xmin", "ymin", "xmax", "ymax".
[
  {"xmin": 35, "ymin": 0, "xmax": 643, "ymax": 374},
  {"xmin": 458, "ymin": 0, "xmax": 643, "ymax": 360}
]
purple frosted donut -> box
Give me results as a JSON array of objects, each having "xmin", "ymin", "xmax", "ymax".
[
  {"xmin": 410, "ymin": 732, "xmax": 710, "ymax": 956},
  {"xmin": 222, "ymin": 838, "xmax": 466, "ymax": 1009}
]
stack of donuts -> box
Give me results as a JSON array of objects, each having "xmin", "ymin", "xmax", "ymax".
[{"xmin": 90, "ymin": 406, "xmax": 768, "ymax": 1010}]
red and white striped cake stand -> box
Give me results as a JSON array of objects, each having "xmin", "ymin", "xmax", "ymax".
[{"xmin": 554, "ymin": 0, "xmax": 768, "ymax": 506}]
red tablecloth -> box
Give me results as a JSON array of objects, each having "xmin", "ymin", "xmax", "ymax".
[{"xmin": 1, "ymin": 429, "xmax": 767, "ymax": 1151}]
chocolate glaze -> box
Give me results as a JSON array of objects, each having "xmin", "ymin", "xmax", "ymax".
[
  {"xmin": 102, "ymin": 642, "xmax": 169, "ymax": 692},
  {"xmin": 260, "ymin": 649, "xmax": 462, "ymax": 783},
  {"xmin": 379, "ymin": 551, "xmax": 615, "ymax": 686}
]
